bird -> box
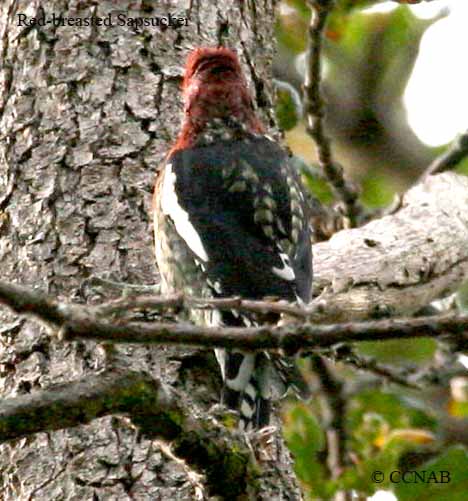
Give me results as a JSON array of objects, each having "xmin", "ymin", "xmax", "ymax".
[{"xmin": 153, "ymin": 47, "xmax": 313, "ymax": 431}]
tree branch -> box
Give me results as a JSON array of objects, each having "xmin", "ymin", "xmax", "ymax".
[
  {"xmin": 0, "ymin": 368, "xmax": 259, "ymax": 499},
  {"xmin": 311, "ymin": 356, "xmax": 350, "ymax": 501},
  {"xmin": 313, "ymin": 172, "xmax": 468, "ymax": 322},
  {"xmin": 420, "ymin": 128, "xmax": 468, "ymax": 180},
  {"xmin": 0, "ymin": 369, "xmax": 165, "ymax": 444},
  {"xmin": 326, "ymin": 345, "xmax": 421, "ymax": 389},
  {"xmin": 0, "ymin": 280, "xmax": 466, "ymax": 352},
  {"xmin": 304, "ymin": 0, "xmax": 362, "ymax": 227},
  {"xmin": 80, "ymin": 172, "xmax": 468, "ymax": 326},
  {"xmin": 93, "ymin": 292, "xmax": 313, "ymax": 320},
  {"xmin": 0, "ymin": 173, "xmax": 467, "ymax": 352}
]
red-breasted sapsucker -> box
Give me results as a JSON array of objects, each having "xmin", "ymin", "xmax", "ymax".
[{"xmin": 153, "ymin": 47, "xmax": 312, "ymax": 430}]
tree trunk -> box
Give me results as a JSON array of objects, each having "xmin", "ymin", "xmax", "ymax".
[{"xmin": 0, "ymin": 1, "xmax": 301, "ymax": 499}]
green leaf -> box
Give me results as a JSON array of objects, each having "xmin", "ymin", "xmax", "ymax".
[
  {"xmin": 274, "ymin": 79, "xmax": 303, "ymax": 131},
  {"xmin": 348, "ymin": 390, "xmax": 437, "ymax": 434},
  {"xmin": 340, "ymin": 388, "xmax": 439, "ymax": 495},
  {"xmin": 300, "ymin": 167, "xmax": 334, "ymax": 203},
  {"xmin": 325, "ymin": 5, "xmax": 440, "ymax": 107},
  {"xmin": 356, "ymin": 338, "xmax": 437, "ymax": 364},
  {"xmin": 284, "ymin": 405, "xmax": 332, "ymax": 498},
  {"xmin": 275, "ymin": 0, "xmax": 310, "ymax": 54},
  {"xmin": 449, "ymin": 400, "xmax": 468, "ymax": 419},
  {"xmin": 395, "ymin": 446, "xmax": 468, "ymax": 501},
  {"xmin": 360, "ymin": 172, "xmax": 397, "ymax": 208},
  {"xmin": 455, "ymin": 156, "xmax": 468, "ymax": 176},
  {"xmin": 288, "ymin": 155, "xmax": 333, "ymax": 203}
]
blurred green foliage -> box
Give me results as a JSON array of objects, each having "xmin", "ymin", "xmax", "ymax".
[
  {"xmin": 360, "ymin": 172, "xmax": 396, "ymax": 208},
  {"xmin": 277, "ymin": 1, "xmax": 468, "ymax": 499},
  {"xmin": 284, "ymin": 405, "xmax": 331, "ymax": 498},
  {"xmin": 395, "ymin": 446, "xmax": 468, "ymax": 500},
  {"xmin": 456, "ymin": 157, "xmax": 468, "ymax": 176},
  {"xmin": 356, "ymin": 338, "xmax": 437, "ymax": 364},
  {"xmin": 274, "ymin": 79, "xmax": 303, "ymax": 131},
  {"xmin": 302, "ymin": 167, "xmax": 335, "ymax": 204}
]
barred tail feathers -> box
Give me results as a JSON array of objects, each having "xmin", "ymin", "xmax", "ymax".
[
  {"xmin": 215, "ymin": 348, "xmax": 272, "ymax": 430},
  {"xmin": 238, "ymin": 379, "xmax": 271, "ymax": 431}
]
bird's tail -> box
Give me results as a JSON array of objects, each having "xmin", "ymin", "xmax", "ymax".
[
  {"xmin": 216, "ymin": 350, "xmax": 270, "ymax": 430},
  {"xmin": 215, "ymin": 349, "xmax": 309, "ymax": 430},
  {"xmin": 238, "ymin": 380, "xmax": 271, "ymax": 431}
]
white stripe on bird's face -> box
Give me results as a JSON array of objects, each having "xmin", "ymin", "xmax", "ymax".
[{"xmin": 161, "ymin": 163, "xmax": 209, "ymax": 262}]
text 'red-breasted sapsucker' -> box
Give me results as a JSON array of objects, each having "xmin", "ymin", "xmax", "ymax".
[{"xmin": 153, "ymin": 47, "xmax": 313, "ymax": 430}]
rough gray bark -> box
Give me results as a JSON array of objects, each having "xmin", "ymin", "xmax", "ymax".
[
  {"xmin": 312, "ymin": 172, "xmax": 468, "ymax": 322},
  {"xmin": 0, "ymin": 1, "xmax": 303, "ymax": 499}
]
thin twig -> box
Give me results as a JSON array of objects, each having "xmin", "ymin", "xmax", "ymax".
[
  {"xmin": 95, "ymin": 292, "xmax": 315, "ymax": 320},
  {"xmin": 420, "ymin": 129, "xmax": 468, "ymax": 181},
  {"xmin": 83, "ymin": 276, "xmax": 161, "ymax": 296},
  {"xmin": 326, "ymin": 346, "xmax": 421, "ymax": 389},
  {"xmin": 303, "ymin": 0, "xmax": 361, "ymax": 227},
  {"xmin": 0, "ymin": 281, "xmax": 467, "ymax": 352},
  {"xmin": 311, "ymin": 356, "xmax": 350, "ymax": 501}
]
